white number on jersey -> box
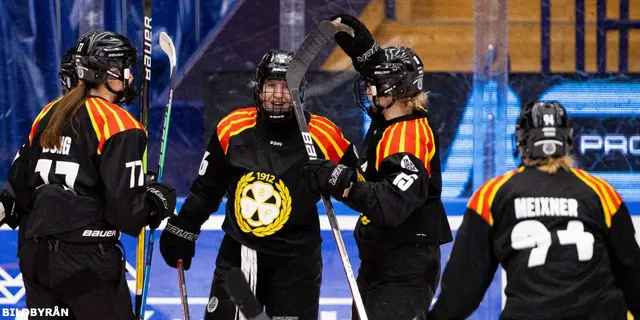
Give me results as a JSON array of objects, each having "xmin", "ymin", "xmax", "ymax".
[
  {"xmin": 511, "ymin": 220, "xmax": 594, "ymax": 267},
  {"xmin": 198, "ymin": 151, "xmax": 210, "ymax": 176},
  {"xmin": 125, "ymin": 160, "xmax": 145, "ymax": 188},
  {"xmin": 392, "ymin": 172, "xmax": 418, "ymax": 191},
  {"xmin": 35, "ymin": 159, "xmax": 80, "ymax": 191}
]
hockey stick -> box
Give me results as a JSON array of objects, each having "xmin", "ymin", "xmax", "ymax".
[
  {"xmin": 139, "ymin": 31, "xmax": 177, "ymax": 320},
  {"xmin": 225, "ymin": 268, "xmax": 270, "ymax": 320},
  {"xmin": 286, "ymin": 20, "xmax": 368, "ymax": 320},
  {"xmin": 136, "ymin": 0, "xmax": 153, "ymax": 316},
  {"xmin": 177, "ymin": 259, "xmax": 191, "ymax": 320}
]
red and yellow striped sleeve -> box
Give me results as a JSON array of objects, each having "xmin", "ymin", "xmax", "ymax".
[
  {"xmin": 308, "ymin": 114, "xmax": 350, "ymax": 163},
  {"xmin": 571, "ymin": 169, "xmax": 623, "ymax": 228},
  {"xmin": 216, "ymin": 107, "xmax": 257, "ymax": 154},
  {"xmin": 467, "ymin": 167, "xmax": 524, "ymax": 226},
  {"xmin": 85, "ymin": 97, "xmax": 144, "ymax": 154},
  {"xmin": 28, "ymin": 98, "xmax": 61, "ymax": 146},
  {"xmin": 375, "ymin": 118, "xmax": 436, "ymax": 174}
]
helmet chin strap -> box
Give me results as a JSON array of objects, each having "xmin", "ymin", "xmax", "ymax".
[{"xmin": 105, "ymin": 81, "xmax": 125, "ymax": 102}]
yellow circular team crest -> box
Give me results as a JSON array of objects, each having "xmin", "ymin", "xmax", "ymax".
[{"xmin": 234, "ymin": 172, "xmax": 292, "ymax": 237}]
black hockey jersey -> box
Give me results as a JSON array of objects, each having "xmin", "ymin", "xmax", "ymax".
[
  {"xmin": 344, "ymin": 111, "xmax": 453, "ymax": 260},
  {"xmin": 7, "ymin": 96, "xmax": 152, "ymax": 241},
  {"xmin": 430, "ymin": 166, "xmax": 640, "ymax": 319},
  {"xmin": 178, "ymin": 107, "xmax": 358, "ymax": 256}
]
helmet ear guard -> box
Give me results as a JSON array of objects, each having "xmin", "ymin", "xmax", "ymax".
[{"xmin": 515, "ymin": 101, "xmax": 573, "ymax": 161}]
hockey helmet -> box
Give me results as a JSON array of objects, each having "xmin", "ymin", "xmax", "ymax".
[
  {"xmin": 59, "ymin": 31, "xmax": 101, "ymax": 94},
  {"xmin": 355, "ymin": 46, "xmax": 424, "ymax": 118},
  {"xmin": 72, "ymin": 31, "xmax": 139, "ymax": 105},
  {"xmin": 253, "ymin": 49, "xmax": 305, "ymax": 122},
  {"xmin": 516, "ymin": 101, "xmax": 573, "ymax": 160}
]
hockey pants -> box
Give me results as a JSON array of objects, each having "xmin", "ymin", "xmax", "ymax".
[
  {"xmin": 204, "ymin": 234, "xmax": 322, "ymax": 320},
  {"xmin": 18, "ymin": 237, "xmax": 134, "ymax": 319},
  {"xmin": 352, "ymin": 243, "xmax": 441, "ymax": 320}
]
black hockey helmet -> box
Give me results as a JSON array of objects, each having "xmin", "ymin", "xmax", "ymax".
[
  {"xmin": 72, "ymin": 31, "xmax": 139, "ymax": 105},
  {"xmin": 59, "ymin": 48, "xmax": 76, "ymax": 94},
  {"xmin": 355, "ymin": 46, "xmax": 424, "ymax": 118},
  {"xmin": 59, "ymin": 30, "xmax": 101, "ymax": 94},
  {"xmin": 253, "ymin": 49, "xmax": 305, "ymax": 122},
  {"xmin": 516, "ymin": 101, "xmax": 573, "ymax": 160}
]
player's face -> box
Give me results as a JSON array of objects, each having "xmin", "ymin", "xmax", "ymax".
[{"xmin": 260, "ymin": 78, "xmax": 292, "ymax": 112}]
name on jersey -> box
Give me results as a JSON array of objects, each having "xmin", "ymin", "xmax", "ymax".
[
  {"xmin": 42, "ymin": 136, "xmax": 71, "ymax": 155},
  {"xmin": 514, "ymin": 197, "xmax": 578, "ymax": 219}
]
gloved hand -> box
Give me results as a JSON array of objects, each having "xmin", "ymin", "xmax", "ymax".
[
  {"xmin": 146, "ymin": 181, "xmax": 176, "ymax": 229},
  {"xmin": 0, "ymin": 189, "xmax": 20, "ymax": 229},
  {"xmin": 160, "ymin": 215, "xmax": 200, "ymax": 270},
  {"xmin": 302, "ymin": 159, "xmax": 355, "ymax": 200},
  {"xmin": 330, "ymin": 13, "xmax": 381, "ymax": 71}
]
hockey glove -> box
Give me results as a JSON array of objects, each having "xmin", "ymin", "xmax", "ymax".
[
  {"xmin": 330, "ymin": 13, "xmax": 380, "ymax": 71},
  {"xmin": 160, "ymin": 215, "xmax": 200, "ymax": 270},
  {"xmin": 0, "ymin": 189, "xmax": 20, "ymax": 229},
  {"xmin": 302, "ymin": 159, "xmax": 355, "ymax": 200},
  {"xmin": 146, "ymin": 181, "xmax": 177, "ymax": 229}
]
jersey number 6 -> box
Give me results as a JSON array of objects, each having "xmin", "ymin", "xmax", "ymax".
[{"xmin": 511, "ymin": 220, "xmax": 595, "ymax": 267}]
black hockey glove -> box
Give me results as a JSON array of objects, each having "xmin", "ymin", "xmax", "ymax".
[
  {"xmin": 302, "ymin": 159, "xmax": 355, "ymax": 200},
  {"xmin": 330, "ymin": 13, "xmax": 381, "ymax": 71},
  {"xmin": 146, "ymin": 181, "xmax": 176, "ymax": 229},
  {"xmin": 0, "ymin": 189, "xmax": 20, "ymax": 229},
  {"xmin": 160, "ymin": 215, "xmax": 200, "ymax": 270}
]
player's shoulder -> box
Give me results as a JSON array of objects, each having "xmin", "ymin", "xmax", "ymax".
[
  {"xmin": 216, "ymin": 107, "xmax": 258, "ymax": 153},
  {"xmin": 376, "ymin": 116, "xmax": 436, "ymax": 170},
  {"xmin": 28, "ymin": 98, "xmax": 63, "ymax": 145},
  {"xmin": 217, "ymin": 107, "xmax": 258, "ymax": 128},
  {"xmin": 568, "ymin": 168, "xmax": 623, "ymax": 220},
  {"xmin": 308, "ymin": 113, "xmax": 343, "ymax": 134},
  {"xmin": 85, "ymin": 96, "xmax": 144, "ymax": 136},
  {"xmin": 467, "ymin": 167, "xmax": 525, "ymax": 225}
]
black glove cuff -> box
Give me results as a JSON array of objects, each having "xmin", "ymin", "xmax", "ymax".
[{"xmin": 166, "ymin": 217, "xmax": 200, "ymax": 242}]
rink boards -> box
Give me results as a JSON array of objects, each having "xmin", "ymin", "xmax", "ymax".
[{"xmin": 0, "ymin": 199, "xmax": 639, "ymax": 320}]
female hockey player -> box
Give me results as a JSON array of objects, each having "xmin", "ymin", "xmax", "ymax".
[
  {"xmin": 7, "ymin": 31, "xmax": 176, "ymax": 319},
  {"xmin": 159, "ymin": 49, "xmax": 359, "ymax": 320},
  {"xmin": 301, "ymin": 14, "xmax": 453, "ymax": 320},
  {"xmin": 427, "ymin": 101, "xmax": 640, "ymax": 320}
]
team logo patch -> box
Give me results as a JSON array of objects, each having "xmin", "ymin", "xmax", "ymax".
[
  {"xmin": 401, "ymin": 155, "xmax": 419, "ymax": 173},
  {"xmin": 235, "ymin": 172, "xmax": 292, "ymax": 237},
  {"xmin": 207, "ymin": 296, "xmax": 218, "ymax": 313}
]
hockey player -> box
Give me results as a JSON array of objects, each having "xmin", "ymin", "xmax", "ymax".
[
  {"xmin": 159, "ymin": 49, "xmax": 359, "ymax": 320},
  {"xmin": 428, "ymin": 101, "xmax": 640, "ymax": 319},
  {"xmin": 7, "ymin": 31, "xmax": 176, "ymax": 319},
  {"xmin": 301, "ymin": 14, "xmax": 452, "ymax": 319}
]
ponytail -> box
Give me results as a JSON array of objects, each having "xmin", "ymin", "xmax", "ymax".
[{"xmin": 41, "ymin": 83, "xmax": 88, "ymax": 149}]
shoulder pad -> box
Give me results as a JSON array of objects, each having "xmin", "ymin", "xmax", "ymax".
[
  {"xmin": 375, "ymin": 118, "xmax": 436, "ymax": 173},
  {"xmin": 216, "ymin": 107, "xmax": 258, "ymax": 154},
  {"xmin": 467, "ymin": 167, "xmax": 524, "ymax": 225}
]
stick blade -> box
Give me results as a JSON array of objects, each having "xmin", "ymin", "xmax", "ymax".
[
  {"xmin": 225, "ymin": 268, "xmax": 270, "ymax": 320},
  {"xmin": 285, "ymin": 21, "xmax": 336, "ymax": 89},
  {"xmin": 159, "ymin": 31, "xmax": 177, "ymax": 68}
]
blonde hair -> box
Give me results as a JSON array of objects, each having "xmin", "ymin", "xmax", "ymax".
[
  {"xmin": 522, "ymin": 156, "xmax": 574, "ymax": 174},
  {"xmin": 400, "ymin": 92, "xmax": 428, "ymax": 112}
]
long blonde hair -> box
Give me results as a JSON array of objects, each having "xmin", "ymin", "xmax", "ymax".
[
  {"xmin": 400, "ymin": 92, "xmax": 428, "ymax": 112},
  {"xmin": 523, "ymin": 156, "xmax": 574, "ymax": 174}
]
